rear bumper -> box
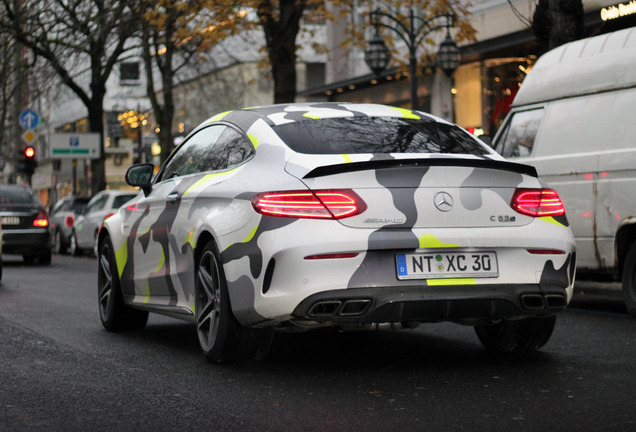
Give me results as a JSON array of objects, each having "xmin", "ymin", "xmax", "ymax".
[
  {"xmin": 291, "ymin": 284, "xmax": 568, "ymax": 326},
  {"xmin": 222, "ymin": 217, "xmax": 576, "ymax": 327},
  {"xmin": 2, "ymin": 229, "xmax": 51, "ymax": 255}
]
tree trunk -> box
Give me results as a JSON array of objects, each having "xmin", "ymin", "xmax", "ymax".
[
  {"xmin": 159, "ymin": 107, "xmax": 174, "ymax": 165},
  {"xmin": 141, "ymin": 17, "xmax": 177, "ymax": 165},
  {"xmin": 270, "ymin": 37, "xmax": 298, "ymax": 103},
  {"xmin": 159, "ymin": 54, "xmax": 175, "ymax": 164},
  {"xmin": 533, "ymin": 0, "xmax": 585, "ymax": 55},
  {"xmin": 258, "ymin": 0, "xmax": 306, "ymax": 104},
  {"xmin": 87, "ymin": 84, "xmax": 106, "ymax": 194}
]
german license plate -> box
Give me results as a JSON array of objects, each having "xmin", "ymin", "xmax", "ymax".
[
  {"xmin": 1, "ymin": 216, "xmax": 20, "ymax": 225},
  {"xmin": 396, "ymin": 251, "xmax": 498, "ymax": 280}
]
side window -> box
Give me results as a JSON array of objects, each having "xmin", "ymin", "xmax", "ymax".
[
  {"xmin": 52, "ymin": 201, "xmax": 66, "ymax": 214},
  {"xmin": 86, "ymin": 195, "xmax": 107, "ymax": 213},
  {"xmin": 60, "ymin": 201, "xmax": 72, "ymax": 212},
  {"xmin": 213, "ymin": 127, "xmax": 255, "ymax": 169},
  {"xmin": 112, "ymin": 194, "xmax": 137, "ymax": 209},
  {"xmin": 72, "ymin": 200, "xmax": 88, "ymax": 214},
  {"xmin": 162, "ymin": 125, "xmax": 225, "ymax": 179},
  {"xmin": 495, "ymin": 108, "xmax": 544, "ymax": 158},
  {"xmin": 161, "ymin": 125, "xmax": 254, "ymax": 180}
]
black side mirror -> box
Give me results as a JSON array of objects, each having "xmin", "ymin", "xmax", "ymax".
[{"xmin": 125, "ymin": 163, "xmax": 155, "ymax": 196}]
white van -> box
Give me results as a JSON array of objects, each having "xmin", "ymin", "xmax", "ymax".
[{"xmin": 492, "ymin": 27, "xmax": 636, "ymax": 315}]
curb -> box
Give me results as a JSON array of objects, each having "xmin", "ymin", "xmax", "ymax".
[{"xmin": 570, "ymin": 280, "xmax": 627, "ymax": 312}]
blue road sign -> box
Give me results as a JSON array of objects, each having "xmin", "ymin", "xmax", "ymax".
[{"xmin": 19, "ymin": 109, "xmax": 39, "ymax": 130}]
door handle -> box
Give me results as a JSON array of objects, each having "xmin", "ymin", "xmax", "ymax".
[{"xmin": 167, "ymin": 192, "xmax": 179, "ymax": 203}]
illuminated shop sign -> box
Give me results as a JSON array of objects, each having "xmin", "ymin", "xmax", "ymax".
[{"xmin": 601, "ymin": 1, "xmax": 636, "ymax": 21}]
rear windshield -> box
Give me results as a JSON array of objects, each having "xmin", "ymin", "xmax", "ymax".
[
  {"xmin": 0, "ymin": 187, "xmax": 40, "ymax": 206},
  {"xmin": 272, "ymin": 117, "xmax": 489, "ymax": 155}
]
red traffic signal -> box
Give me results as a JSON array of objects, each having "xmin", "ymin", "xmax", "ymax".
[{"xmin": 18, "ymin": 146, "xmax": 37, "ymax": 176}]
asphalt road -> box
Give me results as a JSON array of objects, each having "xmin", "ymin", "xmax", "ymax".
[{"xmin": 1, "ymin": 253, "xmax": 635, "ymax": 432}]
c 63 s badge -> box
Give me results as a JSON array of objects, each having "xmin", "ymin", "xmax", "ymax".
[{"xmin": 491, "ymin": 215, "xmax": 516, "ymax": 222}]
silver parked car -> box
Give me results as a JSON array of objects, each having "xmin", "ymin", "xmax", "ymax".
[
  {"xmin": 70, "ymin": 190, "xmax": 136, "ymax": 256},
  {"xmin": 49, "ymin": 195, "xmax": 90, "ymax": 254}
]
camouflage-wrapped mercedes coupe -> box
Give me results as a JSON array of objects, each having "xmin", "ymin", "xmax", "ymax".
[{"xmin": 97, "ymin": 103, "xmax": 576, "ymax": 362}]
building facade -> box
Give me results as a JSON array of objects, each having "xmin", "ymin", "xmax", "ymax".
[
  {"xmin": 26, "ymin": 26, "xmax": 326, "ymax": 206},
  {"xmin": 301, "ymin": 0, "xmax": 636, "ymax": 138},
  {"xmin": 21, "ymin": 1, "xmax": 636, "ymax": 206}
]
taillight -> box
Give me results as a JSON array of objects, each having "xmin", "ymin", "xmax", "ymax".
[
  {"xmin": 33, "ymin": 210, "xmax": 49, "ymax": 227},
  {"xmin": 252, "ymin": 190, "xmax": 367, "ymax": 219},
  {"xmin": 65, "ymin": 215, "xmax": 74, "ymax": 227},
  {"xmin": 511, "ymin": 188, "xmax": 565, "ymax": 217}
]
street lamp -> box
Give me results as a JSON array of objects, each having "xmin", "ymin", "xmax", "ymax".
[
  {"xmin": 437, "ymin": 30, "xmax": 462, "ymax": 77},
  {"xmin": 364, "ymin": 8, "xmax": 461, "ymax": 111},
  {"xmin": 364, "ymin": 31, "xmax": 391, "ymax": 76}
]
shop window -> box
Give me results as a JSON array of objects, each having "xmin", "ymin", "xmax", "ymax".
[{"xmin": 486, "ymin": 59, "xmax": 534, "ymax": 135}]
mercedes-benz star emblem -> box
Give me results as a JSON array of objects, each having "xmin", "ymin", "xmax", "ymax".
[{"xmin": 434, "ymin": 192, "xmax": 454, "ymax": 212}]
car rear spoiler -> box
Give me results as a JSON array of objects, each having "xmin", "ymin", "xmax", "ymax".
[{"xmin": 303, "ymin": 158, "xmax": 538, "ymax": 179}]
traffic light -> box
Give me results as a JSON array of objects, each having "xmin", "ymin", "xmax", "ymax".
[{"xmin": 18, "ymin": 146, "xmax": 37, "ymax": 176}]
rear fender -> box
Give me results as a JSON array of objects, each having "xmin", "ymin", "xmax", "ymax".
[{"xmin": 616, "ymin": 217, "xmax": 636, "ymax": 274}]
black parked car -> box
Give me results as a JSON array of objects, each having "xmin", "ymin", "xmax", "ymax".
[
  {"xmin": 49, "ymin": 195, "xmax": 90, "ymax": 254},
  {"xmin": 0, "ymin": 183, "xmax": 51, "ymax": 264}
]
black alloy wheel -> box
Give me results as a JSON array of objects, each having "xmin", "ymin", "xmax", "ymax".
[
  {"xmin": 97, "ymin": 235, "xmax": 148, "ymax": 331},
  {"xmin": 195, "ymin": 239, "xmax": 272, "ymax": 363}
]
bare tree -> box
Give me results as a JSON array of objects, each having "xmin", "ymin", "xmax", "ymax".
[
  {"xmin": 251, "ymin": 0, "xmax": 475, "ymax": 104},
  {"xmin": 255, "ymin": 0, "xmax": 308, "ymax": 103},
  {"xmin": 138, "ymin": 1, "xmax": 244, "ymax": 163},
  {"xmin": 0, "ymin": 0, "xmax": 138, "ymax": 193},
  {"xmin": 0, "ymin": 23, "xmax": 56, "ymax": 182},
  {"xmin": 0, "ymin": 28, "xmax": 17, "ymax": 165}
]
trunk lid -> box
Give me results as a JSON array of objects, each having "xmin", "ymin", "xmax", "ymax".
[
  {"xmin": 0, "ymin": 205, "xmax": 43, "ymax": 230},
  {"xmin": 286, "ymin": 155, "xmax": 539, "ymax": 229}
]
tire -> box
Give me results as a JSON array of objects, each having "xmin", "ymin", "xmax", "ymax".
[
  {"xmin": 474, "ymin": 315, "xmax": 557, "ymax": 352},
  {"xmin": 92, "ymin": 232, "xmax": 99, "ymax": 258},
  {"xmin": 621, "ymin": 243, "xmax": 636, "ymax": 316},
  {"xmin": 69, "ymin": 232, "xmax": 82, "ymax": 257},
  {"xmin": 97, "ymin": 236, "xmax": 148, "ymax": 331},
  {"xmin": 54, "ymin": 230, "xmax": 68, "ymax": 255},
  {"xmin": 38, "ymin": 249, "xmax": 52, "ymax": 265},
  {"xmin": 195, "ymin": 239, "xmax": 272, "ymax": 363},
  {"xmin": 516, "ymin": 315, "xmax": 557, "ymax": 351}
]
